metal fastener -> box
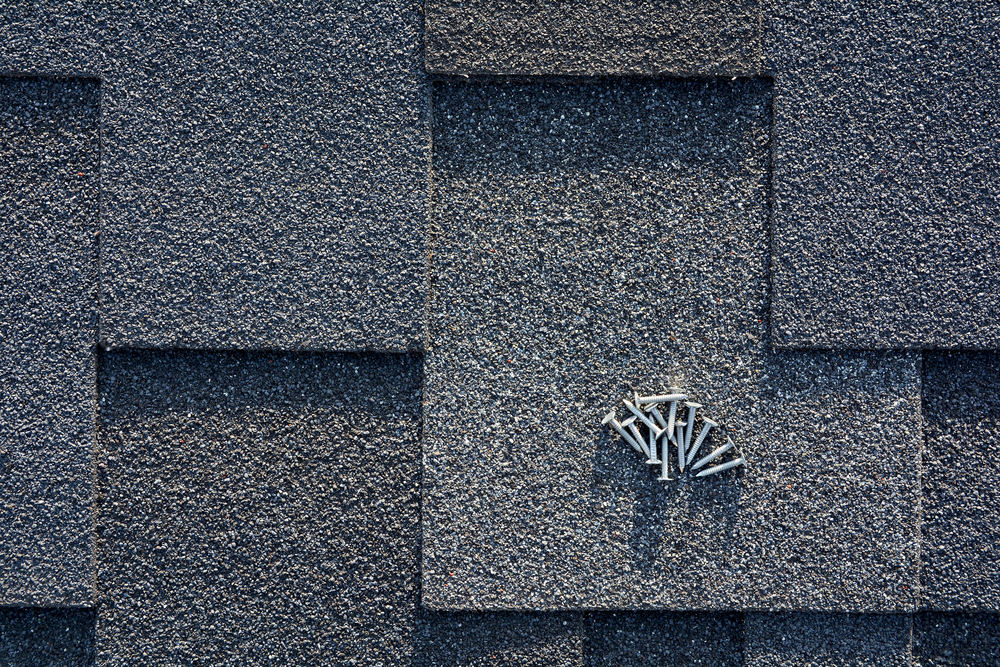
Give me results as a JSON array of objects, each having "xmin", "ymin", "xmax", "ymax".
[
  {"xmin": 691, "ymin": 436, "xmax": 734, "ymax": 470},
  {"xmin": 623, "ymin": 400, "xmax": 665, "ymax": 440},
  {"xmin": 624, "ymin": 417, "xmax": 651, "ymax": 458},
  {"xmin": 685, "ymin": 417, "xmax": 718, "ymax": 467},
  {"xmin": 696, "ymin": 456, "xmax": 746, "ymax": 477},
  {"xmin": 636, "ymin": 393, "xmax": 688, "ymax": 405},
  {"xmin": 683, "ymin": 402, "xmax": 702, "ymax": 454},
  {"xmin": 648, "ymin": 405, "xmax": 668, "ymax": 431},
  {"xmin": 646, "ymin": 428, "xmax": 661, "ymax": 465},
  {"xmin": 675, "ymin": 419, "xmax": 687, "ymax": 471},
  {"xmin": 666, "ymin": 399, "xmax": 679, "ymax": 443},
  {"xmin": 657, "ymin": 443, "xmax": 672, "ymax": 481},
  {"xmin": 602, "ymin": 411, "xmax": 644, "ymax": 454}
]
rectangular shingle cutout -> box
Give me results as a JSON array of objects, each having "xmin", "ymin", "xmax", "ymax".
[
  {"xmin": 422, "ymin": 79, "xmax": 922, "ymax": 612},
  {"xmin": 426, "ymin": 0, "xmax": 762, "ymax": 76},
  {"xmin": 1, "ymin": 2, "xmax": 429, "ymax": 351},
  {"xmin": 767, "ymin": 0, "xmax": 1000, "ymax": 348},
  {"xmin": 0, "ymin": 76, "xmax": 99, "ymax": 606},
  {"xmin": 922, "ymin": 352, "xmax": 1000, "ymax": 610},
  {"xmin": 744, "ymin": 613, "xmax": 913, "ymax": 666}
]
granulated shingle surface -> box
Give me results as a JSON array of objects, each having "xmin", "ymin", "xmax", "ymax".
[
  {"xmin": 913, "ymin": 613, "xmax": 1000, "ymax": 667},
  {"xmin": 1, "ymin": 2, "xmax": 429, "ymax": 351},
  {"xmin": 585, "ymin": 611, "xmax": 741, "ymax": 666},
  {"xmin": 425, "ymin": 0, "xmax": 762, "ymax": 76},
  {"xmin": 767, "ymin": 0, "xmax": 1000, "ymax": 348},
  {"xmin": 423, "ymin": 79, "xmax": 922, "ymax": 612},
  {"xmin": 0, "ymin": 76, "xmax": 99, "ymax": 606},
  {"xmin": 96, "ymin": 350, "xmax": 424, "ymax": 665},
  {"xmin": 414, "ymin": 612, "xmax": 583, "ymax": 666},
  {"xmin": 744, "ymin": 613, "xmax": 912, "ymax": 667},
  {"xmin": 921, "ymin": 352, "xmax": 1000, "ymax": 611},
  {"xmin": 0, "ymin": 608, "xmax": 96, "ymax": 667}
]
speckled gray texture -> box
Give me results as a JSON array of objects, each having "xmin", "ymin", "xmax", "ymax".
[
  {"xmin": 1, "ymin": 1, "xmax": 429, "ymax": 351},
  {"xmin": 96, "ymin": 350, "xmax": 423, "ymax": 665},
  {"xmin": 0, "ymin": 77, "xmax": 99, "ymax": 606},
  {"xmin": 425, "ymin": 0, "xmax": 762, "ymax": 76},
  {"xmin": 914, "ymin": 613, "xmax": 1000, "ymax": 667},
  {"xmin": 0, "ymin": 608, "xmax": 96, "ymax": 667},
  {"xmin": 414, "ymin": 612, "xmax": 583, "ymax": 666},
  {"xmin": 921, "ymin": 353, "xmax": 1000, "ymax": 611},
  {"xmin": 767, "ymin": 0, "xmax": 1000, "ymax": 348},
  {"xmin": 423, "ymin": 79, "xmax": 922, "ymax": 612},
  {"xmin": 744, "ymin": 613, "xmax": 913, "ymax": 667},
  {"xmin": 585, "ymin": 611, "xmax": 741, "ymax": 666}
]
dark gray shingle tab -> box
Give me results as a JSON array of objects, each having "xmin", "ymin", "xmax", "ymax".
[
  {"xmin": 423, "ymin": 79, "xmax": 922, "ymax": 612},
  {"xmin": 0, "ymin": 77, "xmax": 99, "ymax": 606},
  {"xmin": 767, "ymin": 0, "xmax": 1000, "ymax": 348},
  {"xmin": 585, "ymin": 611, "xmax": 741, "ymax": 666},
  {"xmin": 744, "ymin": 612, "xmax": 912, "ymax": 666},
  {"xmin": 426, "ymin": 0, "xmax": 762, "ymax": 76},
  {"xmin": 0, "ymin": 608, "xmax": 96, "ymax": 667},
  {"xmin": 914, "ymin": 613, "xmax": 1000, "ymax": 667},
  {"xmin": 921, "ymin": 352, "xmax": 1000, "ymax": 610},
  {"xmin": 2, "ymin": 2, "xmax": 430, "ymax": 352}
]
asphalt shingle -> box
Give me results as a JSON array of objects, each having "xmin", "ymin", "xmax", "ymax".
[
  {"xmin": 744, "ymin": 612, "xmax": 912, "ymax": 667},
  {"xmin": 1, "ymin": 2, "xmax": 430, "ymax": 352},
  {"xmin": 0, "ymin": 76, "xmax": 99, "ymax": 606},
  {"xmin": 425, "ymin": 0, "xmax": 762, "ymax": 76},
  {"xmin": 913, "ymin": 613, "xmax": 1000, "ymax": 667},
  {"xmin": 0, "ymin": 608, "xmax": 96, "ymax": 667},
  {"xmin": 585, "ymin": 611, "xmax": 741, "ymax": 666},
  {"xmin": 423, "ymin": 79, "xmax": 922, "ymax": 612},
  {"xmin": 921, "ymin": 352, "xmax": 1000, "ymax": 611},
  {"xmin": 767, "ymin": 0, "xmax": 1000, "ymax": 348}
]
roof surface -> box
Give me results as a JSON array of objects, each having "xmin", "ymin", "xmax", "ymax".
[{"xmin": 1, "ymin": 1, "xmax": 998, "ymax": 665}]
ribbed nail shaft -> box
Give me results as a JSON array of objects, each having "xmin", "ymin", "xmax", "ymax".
[
  {"xmin": 603, "ymin": 411, "xmax": 644, "ymax": 454},
  {"xmin": 691, "ymin": 438, "xmax": 734, "ymax": 470},
  {"xmin": 696, "ymin": 457, "xmax": 746, "ymax": 477},
  {"xmin": 624, "ymin": 400, "xmax": 664, "ymax": 439},
  {"xmin": 636, "ymin": 393, "xmax": 688, "ymax": 405},
  {"xmin": 686, "ymin": 418, "xmax": 717, "ymax": 466}
]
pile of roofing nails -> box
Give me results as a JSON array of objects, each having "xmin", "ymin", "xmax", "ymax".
[{"xmin": 601, "ymin": 388, "xmax": 746, "ymax": 481}]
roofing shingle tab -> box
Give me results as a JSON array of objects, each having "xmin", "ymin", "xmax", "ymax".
[
  {"xmin": 423, "ymin": 79, "xmax": 922, "ymax": 612},
  {"xmin": 767, "ymin": 0, "xmax": 1000, "ymax": 348},
  {"xmin": 1, "ymin": 1, "xmax": 430, "ymax": 352},
  {"xmin": 585, "ymin": 611, "xmax": 741, "ymax": 666},
  {"xmin": 0, "ymin": 76, "xmax": 99, "ymax": 606},
  {"xmin": 921, "ymin": 352, "xmax": 1000, "ymax": 610},
  {"xmin": 425, "ymin": 0, "xmax": 762, "ymax": 76},
  {"xmin": 744, "ymin": 612, "xmax": 913, "ymax": 666}
]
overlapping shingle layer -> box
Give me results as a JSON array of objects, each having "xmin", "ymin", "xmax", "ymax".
[
  {"xmin": 426, "ymin": 0, "xmax": 762, "ymax": 76},
  {"xmin": 0, "ymin": 77, "xmax": 99, "ymax": 606},
  {"xmin": 1, "ymin": 2, "xmax": 430, "ymax": 351},
  {"xmin": 744, "ymin": 612, "xmax": 913, "ymax": 666},
  {"xmin": 423, "ymin": 79, "xmax": 921, "ymax": 611},
  {"xmin": 921, "ymin": 352, "xmax": 1000, "ymax": 610}
]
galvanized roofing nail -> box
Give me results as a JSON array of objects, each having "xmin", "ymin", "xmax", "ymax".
[
  {"xmin": 696, "ymin": 456, "xmax": 746, "ymax": 477},
  {"xmin": 623, "ymin": 400, "xmax": 665, "ymax": 440},
  {"xmin": 658, "ymin": 445, "xmax": 673, "ymax": 481},
  {"xmin": 685, "ymin": 417, "xmax": 718, "ymax": 467},
  {"xmin": 691, "ymin": 437, "xmax": 735, "ymax": 470},
  {"xmin": 646, "ymin": 428, "xmax": 661, "ymax": 465},
  {"xmin": 675, "ymin": 419, "xmax": 687, "ymax": 471},
  {"xmin": 666, "ymin": 400, "xmax": 678, "ymax": 444},
  {"xmin": 636, "ymin": 393, "xmax": 688, "ymax": 405},
  {"xmin": 683, "ymin": 402, "xmax": 701, "ymax": 454},
  {"xmin": 648, "ymin": 404, "xmax": 668, "ymax": 431},
  {"xmin": 602, "ymin": 411, "xmax": 644, "ymax": 454},
  {"xmin": 625, "ymin": 418, "xmax": 651, "ymax": 458}
]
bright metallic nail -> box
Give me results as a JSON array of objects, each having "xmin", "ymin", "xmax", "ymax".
[
  {"xmin": 646, "ymin": 428, "xmax": 661, "ymax": 465},
  {"xmin": 685, "ymin": 417, "xmax": 718, "ymax": 467},
  {"xmin": 691, "ymin": 437, "xmax": 735, "ymax": 470},
  {"xmin": 675, "ymin": 419, "xmax": 687, "ymax": 471},
  {"xmin": 657, "ymin": 443, "xmax": 672, "ymax": 481},
  {"xmin": 636, "ymin": 393, "xmax": 687, "ymax": 405},
  {"xmin": 625, "ymin": 417, "xmax": 651, "ymax": 458},
  {"xmin": 602, "ymin": 411, "xmax": 644, "ymax": 454},
  {"xmin": 623, "ymin": 400, "xmax": 665, "ymax": 440},
  {"xmin": 666, "ymin": 400, "xmax": 678, "ymax": 444},
  {"xmin": 696, "ymin": 456, "xmax": 746, "ymax": 477},
  {"xmin": 683, "ymin": 402, "xmax": 702, "ymax": 454},
  {"xmin": 648, "ymin": 405, "xmax": 668, "ymax": 430}
]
